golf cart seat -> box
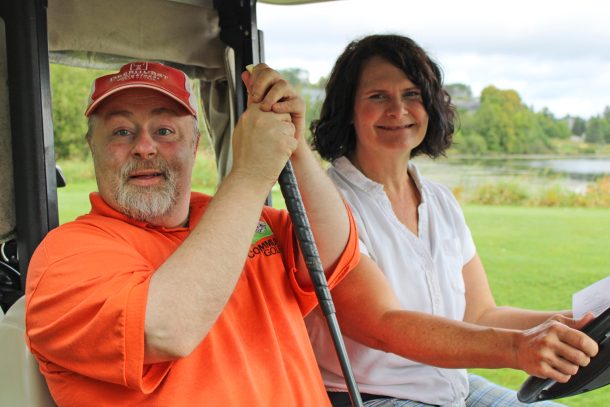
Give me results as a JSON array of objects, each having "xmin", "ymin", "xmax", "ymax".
[{"xmin": 0, "ymin": 295, "xmax": 55, "ymax": 406}]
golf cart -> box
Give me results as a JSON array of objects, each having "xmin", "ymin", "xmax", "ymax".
[
  {"xmin": 0, "ymin": 0, "xmax": 322, "ymax": 405},
  {"xmin": 1, "ymin": 1, "xmax": 608, "ymax": 406}
]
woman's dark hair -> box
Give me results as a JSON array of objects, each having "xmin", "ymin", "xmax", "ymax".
[{"xmin": 311, "ymin": 34, "xmax": 456, "ymax": 161}]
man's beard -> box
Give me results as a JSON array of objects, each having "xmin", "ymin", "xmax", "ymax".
[{"xmin": 114, "ymin": 157, "xmax": 179, "ymax": 222}]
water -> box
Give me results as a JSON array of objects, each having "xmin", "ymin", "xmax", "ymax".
[
  {"xmin": 412, "ymin": 156, "xmax": 610, "ymax": 194},
  {"xmin": 529, "ymin": 158, "xmax": 610, "ymax": 177}
]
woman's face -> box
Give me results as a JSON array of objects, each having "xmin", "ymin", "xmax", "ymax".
[{"xmin": 352, "ymin": 56, "xmax": 428, "ymax": 158}]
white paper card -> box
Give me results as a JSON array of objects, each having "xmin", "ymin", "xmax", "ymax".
[{"xmin": 572, "ymin": 275, "xmax": 610, "ymax": 320}]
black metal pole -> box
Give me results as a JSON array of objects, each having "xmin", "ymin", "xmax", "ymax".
[
  {"xmin": 2, "ymin": 0, "xmax": 59, "ymax": 290},
  {"xmin": 215, "ymin": 2, "xmax": 363, "ymax": 405},
  {"xmin": 278, "ymin": 161, "xmax": 363, "ymax": 407}
]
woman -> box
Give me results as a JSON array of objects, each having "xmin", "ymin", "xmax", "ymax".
[{"xmin": 305, "ymin": 34, "xmax": 597, "ymax": 407}]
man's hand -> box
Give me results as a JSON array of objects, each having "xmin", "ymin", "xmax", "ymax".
[
  {"xmin": 514, "ymin": 313, "xmax": 599, "ymax": 382},
  {"xmin": 230, "ymin": 63, "xmax": 308, "ymax": 187},
  {"xmin": 242, "ymin": 63, "xmax": 306, "ymax": 144},
  {"xmin": 239, "ymin": 64, "xmax": 351, "ymax": 283},
  {"xmin": 232, "ymin": 104, "xmax": 297, "ymax": 187}
]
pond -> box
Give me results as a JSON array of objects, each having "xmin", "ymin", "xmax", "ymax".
[{"xmin": 412, "ymin": 156, "xmax": 610, "ymax": 194}]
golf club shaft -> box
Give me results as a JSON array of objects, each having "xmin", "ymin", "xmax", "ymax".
[{"xmin": 278, "ymin": 160, "xmax": 363, "ymax": 407}]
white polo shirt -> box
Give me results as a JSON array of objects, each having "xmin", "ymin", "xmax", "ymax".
[{"xmin": 306, "ymin": 156, "xmax": 477, "ymax": 407}]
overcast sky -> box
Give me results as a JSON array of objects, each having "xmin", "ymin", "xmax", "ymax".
[{"xmin": 257, "ymin": 0, "xmax": 610, "ymax": 119}]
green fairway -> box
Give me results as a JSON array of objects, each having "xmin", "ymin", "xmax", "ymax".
[
  {"xmin": 464, "ymin": 205, "xmax": 610, "ymax": 406},
  {"xmin": 57, "ymin": 187, "xmax": 610, "ymax": 406}
]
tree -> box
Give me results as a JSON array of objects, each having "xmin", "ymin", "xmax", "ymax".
[
  {"xmin": 603, "ymin": 106, "xmax": 610, "ymax": 122},
  {"xmin": 466, "ymin": 86, "xmax": 550, "ymax": 154},
  {"xmin": 536, "ymin": 108, "xmax": 571, "ymax": 140},
  {"xmin": 51, "ymin": 64, "xmax": 111, "ymax": 159},
  {"xmin": 585, "ymin": 116, "xmax": 610, "ymax": 144},
  {"xmin": 278, "ymin": 68, "xmax": 310, "ymax": 89},
  {"xmin": 571, "ymin": 117, "xmax": 587, "ymax": 136}
]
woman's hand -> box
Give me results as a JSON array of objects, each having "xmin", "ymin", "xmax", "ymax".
[{"xmin": 513, "ymin": 313, "xmax": 598, "ymax": 382}]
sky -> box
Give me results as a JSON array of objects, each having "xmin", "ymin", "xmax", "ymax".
[{"xmin": 257, "ymin": 0, "xmax": 610, "ymax": 119}]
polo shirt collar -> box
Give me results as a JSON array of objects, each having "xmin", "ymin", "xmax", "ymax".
[{"xmin": 88, "ymin": 192, "xmax": 196, "ymax": 232}]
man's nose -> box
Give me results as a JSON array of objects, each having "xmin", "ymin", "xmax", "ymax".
[{"xmin": 131, "ymin": 130, "xmax": 157, "ymax": 159}]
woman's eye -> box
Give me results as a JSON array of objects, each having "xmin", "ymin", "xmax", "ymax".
[
  {"xmin": 404, "ymin": 90, "xmax": 422, "ymax": 99},
  {"xmin": 370, "ymin": 93, "xmax": 386, "ymax": 101},
  {"xmin": 157, "ymin": 128, "xmax": 174, "ymax": 136}
]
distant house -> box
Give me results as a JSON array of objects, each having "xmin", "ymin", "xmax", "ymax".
[{"xmin": 445, "ymin": 83, "xmax": 480, "ymax": 113}]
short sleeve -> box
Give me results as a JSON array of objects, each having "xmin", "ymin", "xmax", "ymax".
[
  {"xmin": 263, "ymin": 202, "xmax": 360, "ymax": 316},
  {"xmin": 25, "ymin": 225, "xmax": 172, "ymax": 392}
]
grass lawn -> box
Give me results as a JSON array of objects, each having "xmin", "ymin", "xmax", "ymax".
[
  {"xmin": 57, "ymin": 184, "xmax": 610, "ymax": 406},
  {"xmin": 463, "ymin": 205, "xmax": 610, "ymax": 406}
]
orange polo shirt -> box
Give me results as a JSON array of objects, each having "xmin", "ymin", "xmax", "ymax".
[{"xmin": 26, "ymin": 192, "xmax": 359, "ymax": 406}]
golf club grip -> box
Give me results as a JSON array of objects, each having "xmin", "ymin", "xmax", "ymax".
[
  {"xmin": 278, "ymin": 160, "xmax": 364, "ymax": 407},
  {"xmin": 278, "ymin": 161, "xmax": 334, "ymax": 316}
]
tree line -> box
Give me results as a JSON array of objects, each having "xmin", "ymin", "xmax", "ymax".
[
  {"xmin": 281, "ymin": 67, "xmax": 610, "ymax": 155},
  {"xmin": 49, "ymin": 64, "xmax": 610, "ymax": 160},
  {"xmin": 447, "ymin": 84, "xmax": 610, "ymax": 154}
]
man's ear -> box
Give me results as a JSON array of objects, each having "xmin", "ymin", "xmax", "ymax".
[
  {"xmin": 193, "ymin": 132, "xmax": 201, "ymax": 157},
  {"xmin": 86, "ymin": 133, "xmax": 94, "ymax": 152}
]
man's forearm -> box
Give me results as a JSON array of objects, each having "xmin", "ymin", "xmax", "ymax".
[
  {"xmin": 144, "ymin": 173, "xmax": 273, "ymax": 363},
  {"xmin": 289, "ymin": 142, "xmax": 350, "ymax": 273}
]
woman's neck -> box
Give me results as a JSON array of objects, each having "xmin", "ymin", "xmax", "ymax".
[
  {"xmin": 348, "ymin": 149, "xmax": 421, "ymax": 234},
  {"xmin": 349, "ymin": 149, "xmax": 410, "ymax": 194}
]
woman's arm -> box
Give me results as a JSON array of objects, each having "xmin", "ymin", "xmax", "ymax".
[{"xmin": 333, "ymin": 255, "xmax": 598, "ymax": 383}]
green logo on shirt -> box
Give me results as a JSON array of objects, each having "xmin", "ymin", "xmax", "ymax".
[
  {"xmin": 252, "ymin": 221, "xmax": 273, "ymax": 244},
  {"xmin": 249, "ymin": 221, "xmax": 280, "ymax": 259}
]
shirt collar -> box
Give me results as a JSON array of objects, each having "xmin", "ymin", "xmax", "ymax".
[
  {"xmin": 88, "ymin": 192, "xmax": 206, "ymax": 232},
  {"xmin": 333, "ymin": 156, "xmax": 426, "ymax": 201},
  {"xmin": 333, "ymin": 156, "xmax": 384, "ymax": 194}
]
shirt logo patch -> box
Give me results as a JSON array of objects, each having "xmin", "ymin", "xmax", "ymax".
[
  {"xmin": 252, "ymin": 221, "xmax": 273, "ymax": 244},
  {"xmin": 249, "ymin": 221, "xmax": 281, "ymax": 259}
]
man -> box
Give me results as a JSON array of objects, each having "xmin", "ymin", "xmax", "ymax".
[{"xmin": 25, "ymin": 61, "xmax": 359, "ymax": 406}]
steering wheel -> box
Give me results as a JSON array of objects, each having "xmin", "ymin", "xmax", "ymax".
[{"xmin": 517, "ymin": 307, "xmax": 610, "ymax": 403}]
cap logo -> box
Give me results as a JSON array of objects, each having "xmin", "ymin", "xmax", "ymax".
[
  {"xmin": 109, "ymin": 62, "xmax": 168, "ymax": 84},
  {"xmin": 85, "ymin": 61, "xmax": 198, "ymax": 117}
]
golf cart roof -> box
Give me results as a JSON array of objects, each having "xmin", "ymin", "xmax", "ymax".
[{"xmin": 0, "ymin": 0, "xmax": 337, "ymax": 305}]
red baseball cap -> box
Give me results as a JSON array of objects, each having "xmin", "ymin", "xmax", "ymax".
[{"xmin": 85, "ymin": 61, "xmax": 198, "ymax": 117}]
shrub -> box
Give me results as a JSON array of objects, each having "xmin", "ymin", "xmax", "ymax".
[
  {"xmin": 580, "ymin": 176, "xmax": 610, "ymax": 208},
  {"xmin": 471, "ymin": 182, "xmax": 528, "ymax": 206},
  {"xmin": 531, "ymin": 184, "xmax": 578, "ymax": 207}
]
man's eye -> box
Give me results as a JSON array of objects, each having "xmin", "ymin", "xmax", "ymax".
[
  {"xmin": 157, "ymin": 128, "xmax": 174, "ymax": 136},
  {"xmin": 115, "ymin": 129, "xmax": 131, "ymax": 136}
]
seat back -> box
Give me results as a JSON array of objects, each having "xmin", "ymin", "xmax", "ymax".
[{"xmin": 0, "ymin": 296, "xmax": 55, "ymax": 406}]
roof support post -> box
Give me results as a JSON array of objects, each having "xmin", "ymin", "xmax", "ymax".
[{"xmin": 1, "ymin": 0, "xmax": 58, "ymax": 289}]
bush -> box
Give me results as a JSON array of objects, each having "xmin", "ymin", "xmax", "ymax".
[
  {"xmin": 471, "ymin": 182, "xmax": 528, "ymax": 206},
  {"xmin": 578, "ymin": 176, "xmax": 610, "ymax": 207},
  {"xmin": 530, "ymin": 184, "xmax": 578, "ymax": 207},
  {"xmin": 464, "ymin": 176, "xmax": 610, "ymax": 208}
]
